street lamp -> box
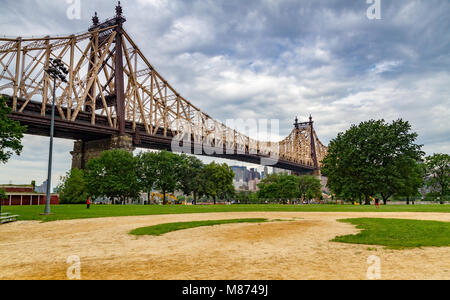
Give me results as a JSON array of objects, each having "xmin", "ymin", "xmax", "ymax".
[{"xmin": 43, "ymin": 58, "xmax": 68, "ymax": 215}]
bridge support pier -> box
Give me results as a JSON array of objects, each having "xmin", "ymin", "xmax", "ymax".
[{"xmin": 71, "ymin": 135, "xmax": 135, "ymax": 170}]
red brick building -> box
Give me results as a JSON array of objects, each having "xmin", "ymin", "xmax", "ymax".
[{"xmin": 0, "ymin": 185, "xmax": 59, "ymax": 206}]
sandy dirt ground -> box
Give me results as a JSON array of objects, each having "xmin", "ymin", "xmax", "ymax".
[{"xmin": 0, "ymin": 212, "xmax": 449, "ymax": 280}]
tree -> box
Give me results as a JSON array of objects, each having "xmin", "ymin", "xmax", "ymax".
[
  {"xmin": 248, "ymin": 191, "xmax": 259, "ymax": 204},
  {"xmin": 201, "ymin": 162, "xmax": 234, "ymax": 205},
  {"xmin": 298, "ymin": 175, "xmax": 322, "ymax": 203},
  {"xmin": 425, "ymin": 154, "xmax": 449, "ymax": 204},
  {"xmin": 376, "ymin": 120, "xmax": 424, "ymax": 204},
  {"xmin": 85, "ymin": 150, "xmax": 140, "ymax": 204},
  {"xmin": 153, "ymin": 151, "xmax": 182, "ymax": 205},
  {"xmin": 58, "ymin": 168, "xmax": 89, "ymax": 204},
  {"xmin": 0, "ymin": 96, "xmax": 27, "ymax": 164},
  {"xmin": 394, "ymin": 159, "xmax": 424, "ymax": 205},
  {"xmin": 136, "ymin": 151, "xmax": 158, "ymax": 204},
  {"xmin": 257, "ymin": 174, "xmax": 281, "ymax": 200},
  {"xmin": 178, "ymin": 155, "xmax": 205, "ymax": 205},
  {"xmin": 277, "ymin": 174, "xmax": 299, "ymax": 203},
  {"xmin": 322, "ymin": 119, "xmax": 423, "ymax": 205},
  {"xmin": 258, "ymin": 173, "xmax": 311, "ymax": 203}
]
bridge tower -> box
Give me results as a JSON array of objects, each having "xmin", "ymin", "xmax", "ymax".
[
  {"xmin": 309, "ymin": 115, "xmax": 321, "ymax": 176},
  {"xmin": 293, "ymin": 115, "xmax": 321, "ymax": 176},
  {"xmin": 71, "ymin": 2, "xmax": 134, "ymax": 169}
]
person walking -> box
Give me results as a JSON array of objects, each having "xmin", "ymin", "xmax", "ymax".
[{"xmin": 87, "ymin": 197, "xmax": 92, "ymax": 209}]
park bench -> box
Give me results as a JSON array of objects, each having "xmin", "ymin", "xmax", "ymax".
[{"xmin": 0, "ymin": 212, "xmax": 20, "ymax": 224}]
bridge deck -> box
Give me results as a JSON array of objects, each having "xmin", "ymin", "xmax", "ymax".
[{"xmin": 5, "ymin": 95, "xmax": 316, "ymax": 174}]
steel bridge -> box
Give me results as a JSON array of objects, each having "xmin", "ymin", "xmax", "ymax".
[{"xmin": 0, "ymin": 3, "xmax": 328, "ymax": 173}]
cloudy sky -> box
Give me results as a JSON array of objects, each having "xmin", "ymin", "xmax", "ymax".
[{"xmin": 0, "ymin": 0, "xmax": 449, "ymax": 188}]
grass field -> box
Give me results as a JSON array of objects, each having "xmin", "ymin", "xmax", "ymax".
[
  {"xmin": 2, "ymin": 204, "xmax": 449, "ymax": 222},
  {"xmin": 130, "ymin": 218, "xmax": 269, "ymax": 236},
  {"xmin": 333, "ymin": 218, "xmax": 450, "ymax": 249}
]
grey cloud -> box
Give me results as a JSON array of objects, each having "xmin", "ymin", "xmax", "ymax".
[{"xmin": 0, "ymin": 0, "xmax": 449, "ymax": 186}]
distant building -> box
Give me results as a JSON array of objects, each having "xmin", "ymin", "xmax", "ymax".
[
  {"xmin": 34, "ymin": 180, "xmax": 47, "ymax": 194},
  {"xmin": 0, "ymin": 184, "xmax": 59, "ymax": 206},
  {"xmin": 273, "ymin": 168, "xmax": 291, "ymax": 175},
  {"xmin": 319, "ymin": 176, "xmax": 330, "ymax": 195},
  {"xmin": 231, "ymin": 166, "xmax": 263, "ymax": 192},
  {"xmin": 262, "ymin": 166, "xmax": 269, "ymax": 179},
  {"xmin": 231, "ymin": 166, "xmax": 248, "ymax": 182},
  {"xmin": 248, "ymin": 178, "xmax": 261, "ymax": 192}
]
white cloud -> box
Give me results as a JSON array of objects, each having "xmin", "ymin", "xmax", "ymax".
[
  {"xmin": 157, "ymin": 17, "xmax": 215, "ymax": 53},
  {"xmin": 371, "ymin": 60, "xmax": 402, "ymax": 74}
]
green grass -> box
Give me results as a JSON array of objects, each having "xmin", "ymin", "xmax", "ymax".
[
  {"xmin": 1, "ymin": 204, "xmax": 449, "ymax": 222},
  {"xmin": 332, "ymin": 218, "xmax": 450, "ymax": 249},
  {"xmin": 130, "ymin": 218, "xmax": 269, "ymax": 236}
]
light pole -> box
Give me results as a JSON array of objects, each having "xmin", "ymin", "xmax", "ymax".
[{"xmin": 43, "ymin": 58, "xmax": 68, "ymax": 215}]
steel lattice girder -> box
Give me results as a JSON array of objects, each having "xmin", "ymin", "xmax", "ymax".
[{"xmin": 0, "ymin": 20, "xmax": 328, "ymax": 170}]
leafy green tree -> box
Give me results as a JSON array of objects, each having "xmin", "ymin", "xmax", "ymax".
[
  {"xmin": 58, "ymin": 168, "xmax": 89, "ymax": 204},
  {"xmin": 258, "ymin": 173, "xmax": 308, "ymax": 203},
  {"xmin": 137, "ymin": 151, "xmax": 158, "ymax": 204},
  {"xmin": 376, "ymin": 121, "xmax": 424, "ymax": 204},
  {"xmin": 201, "ymin": 162, "xmax": 235, "ymax": 205},
  {"xmin": 178, "ymin": 155, "xmax": 205, "ymax": 205},
  {"xmin": 85, "ymin": 150, "xmax": 140, "ymax": 204},
  {"xmin": 322, "ymin": 119, "xmax": 423, "ymax": 205},
  {"xmin": 257, "ymin": 174, "xmax": 284, "ymax": 200},
  {"xmin": 154, "ymin": 151, "xmax": 182, "ymax": 205},
  {"xmin": 237, "ymin": 191, "xmax": 248, "ymax": 204},
  {"xmin": 393, "ymin": 159, "xmax": 424, "ymax": 205},
  {"xmin": 277, "ymin": 174, "xmax": 299, "ymax": 202},
  {"xmin": 425, "ymin": 154, "xmax": 449, "ymax": 203},
  {"xmin": 248, "ymin": 191, "xmax": 259, "ymax": 204},
  {"xmin": 0, "ymin": 96, "xmax": 27, "ymax": 163},
  {"xmin": 298, "ymin": 175, "xmax": 322, "ymax": 203}
]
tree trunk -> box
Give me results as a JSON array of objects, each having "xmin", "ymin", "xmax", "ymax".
[
  {"xmin": 163, "ymin": 190, "xmax": 167, "ymax": 205},
  {"xmin": 364, "ymin": 195, "xmax": 371, "ymax": 205},
  {"xmin": 381, "ymin": 194, "xmax": 390, "ymax": 205},
  {"xmin": 147, "ymin": 192, "xmax": 151, "ymax": 205},
  {"xmin": 193, "ymin": 192, "xmax": 197, "ymax": 205},
  {"xmin": 214, "ymin": 196, "xmax": 217, "ymax": 205},
  {"xmin": 359, "ymin": 195, "xmax": 363, "ymax": 205}
]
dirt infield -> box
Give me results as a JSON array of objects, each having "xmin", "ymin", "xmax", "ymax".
[{"xmin": 0, "ymin": 212, "xmax": 449, "ymax": 280}]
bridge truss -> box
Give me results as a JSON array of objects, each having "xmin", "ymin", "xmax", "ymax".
[{"xmin": 0, "ymin": 3, "xmax": 327, "ymax": 172}]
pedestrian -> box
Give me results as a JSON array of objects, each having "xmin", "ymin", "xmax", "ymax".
[
  {"xmin": 375, "ymin": 197, "xmax": 380, "ymax": 209},
  {"xmin": 87, "ymin": 197, "xmax": 91, "ymax": 209}
]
